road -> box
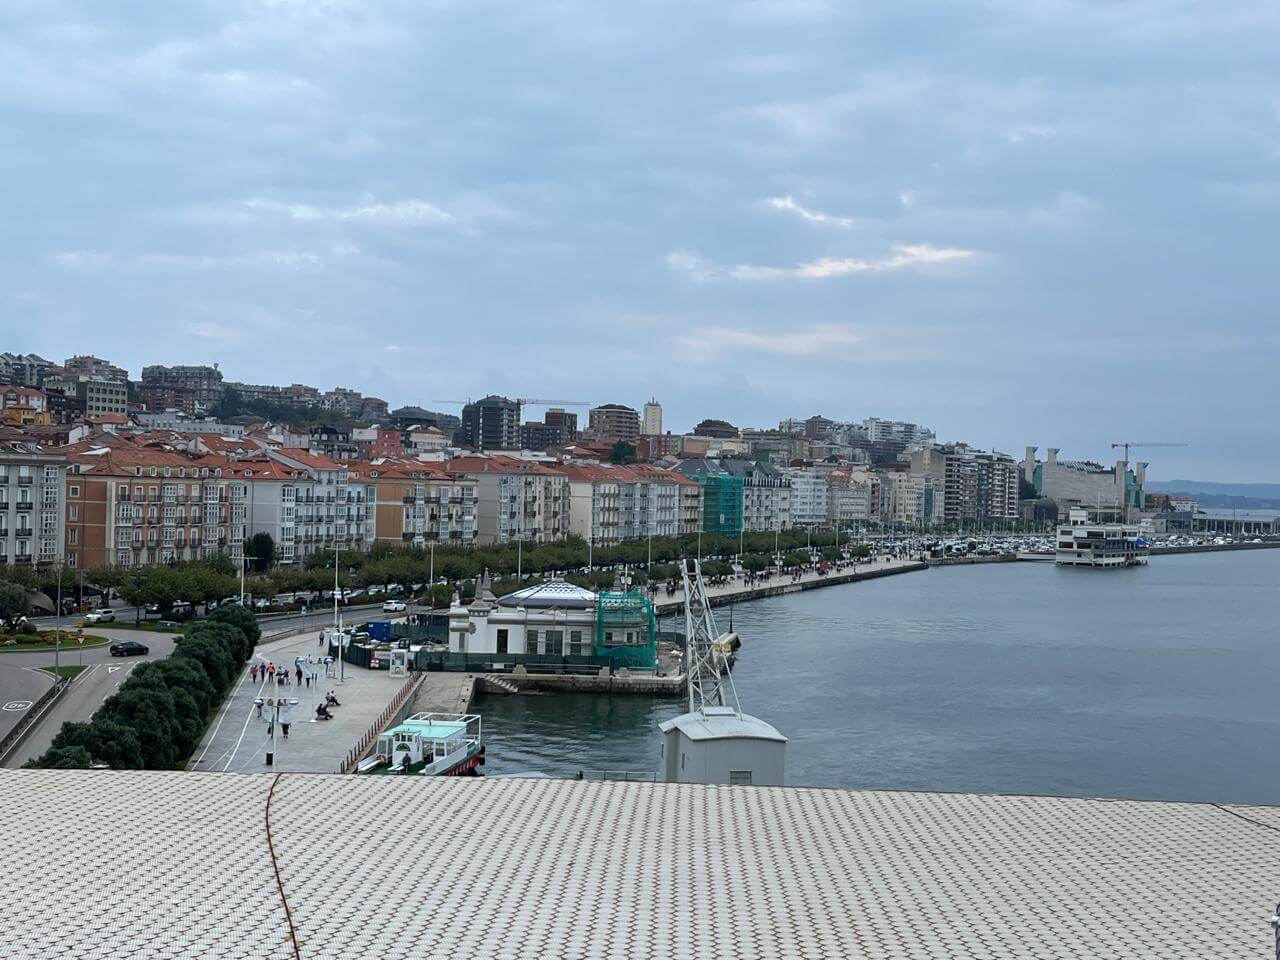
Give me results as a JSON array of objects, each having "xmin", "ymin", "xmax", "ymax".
[{"xmin": 0, "ymin": 604, "xmax": 393, "ymax": 767}]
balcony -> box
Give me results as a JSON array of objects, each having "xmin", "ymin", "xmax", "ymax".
[
  {"xmin": 15, "ymin": 502, "xmax": 33, "ymax": 512},
  {"xmin": 17, "ymin": 476, "xmax": 33, "ymax": 486}
]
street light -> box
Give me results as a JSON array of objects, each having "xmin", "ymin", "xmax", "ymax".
[{"xmin": 260, "ymin": 696, "xmax": 299, "ymax": 767}]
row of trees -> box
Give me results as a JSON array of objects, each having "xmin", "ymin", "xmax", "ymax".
[{"xmin": 27, "ymin": 605, "xmax": 261, "ymax": 770}]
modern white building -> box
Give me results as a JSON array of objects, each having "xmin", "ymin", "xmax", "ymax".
[
  {"xmin": 447, "ymin": 456, "xmax": 569, "ymax": 545},
  {"xmin": 783, "ymin": 465, "xmax": 830, "ymax": 526},
  {"xmin": 560, "ymin": 463, "xmax": 680, "ymax": 546},
  {"xmin": 0, "ymin": 442, "xmax": 65, "ymax": 567},
  {"xmin": 642, "ymin": 399, "xmax": 663, "ymax": 437}
]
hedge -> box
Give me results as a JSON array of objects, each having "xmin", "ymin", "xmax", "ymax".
[{"xmin": 26, "ymin": 606, "xmax": 259, "ymax": 770}]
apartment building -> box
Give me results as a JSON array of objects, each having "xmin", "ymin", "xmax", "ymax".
[
  {"xmin": 587, "ymin": 403, "xmax": 640, "ymax": 442},
  {"xmin": 62, "ymin": 445, "xmax": 238, "ymax": 569},
  {"xmin": 140, "ymin": 365, "xmax": 225, "ymax": 414},
  {"xmin": 827, "ymin": 469, "xmax": 880, "ymax": 526},
  {"xmin": 447, "ymin": 455, "xmax": 568, "ymax": 545},
  {"xmin": 879, "ymin": 471, "xmax": 932, "ymax": 527},
  {"xmin": 559, "ymin": 463, "xmax": 680, "ymax": 546},
  {"xmin": 350, "ymin": 461, "xmax": 476, "ymax": 547},
  {"xmin": 259, "ymin": 450, "xmax": 375, "ymax": 563},
  {"xmin": 0, "ymin": 387, "xmax": 51, "ymax": 426},
  {"xmin": 458, "ymin": 396, "xmax": 521, "ymax": 451},
  {"xmin": 783, "ymin": 464, "xmax": 832, "ymax": 526},
  {"xmin": 44, "ymin": 373, "xmax": 128, "ymax": 419},
  {"xmin": 0, "ymin": 442, "xmax": 65, "ymax": 568},
  {"xmin": 974, "ymin": 452, "xmax": 1020, "ymax": 522},
  {"xmin": 909, "ymin": 445, "xmax": 978, "ymax": 525},
  {"xmin": 673, "ymin": 472, "xmax": 704, "ymax": 535},
  {"xmin": 63, "ymin": 355, "xmax": 128, "ymax": 383},
  {"xmin": 0, "ymin": 353, "xmax": 55, "ymax": 388},
  {"xmin": 674, "ymin": 458, "xmax": 791, "ymax": 533},
  {"xmin": 642, "ymin": 400, "xmax": 662, "ymax": 436}
]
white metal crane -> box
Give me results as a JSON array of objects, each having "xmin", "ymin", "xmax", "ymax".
[{"xmin": 1110, "ymin": 441, "xmax": 1187, "ymax": 461}]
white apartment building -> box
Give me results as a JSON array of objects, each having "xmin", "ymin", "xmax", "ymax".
[
  {"xmin": 784, "ymin": 465, "xmax": 830, "ymax": 526},
  {"xmin": 561, "ymin": 464, "xmax": 680, "ymax": 547},
  {"xmin": 448, "ymin": 456, "xmax": 569, "ymax": 545},
  {"xmin": 827, "ymin": 469, "xmax": 879, "ymax": 525},
  {"xmin": 642, "ymin": 400, "xmax": 663, "ymax": 436},
  {"xmin": 0, "ymin": 444, "xmax": 65, "ymax": 568},
  {"xmin": 879, "ymin": 471, "xmax": 931, "ymax": 527}
]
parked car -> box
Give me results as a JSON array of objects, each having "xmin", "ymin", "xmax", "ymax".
[
  {"xmin": 382, "ymin": 600, "xmax": 407, "ymax": 613},
  {"xmin": 84, "ymin": 609, "xmax": 116, "ymax": 624},
  {"xmin": 109, "ymin": 640, "xmax": 149, "ymax": 657}
]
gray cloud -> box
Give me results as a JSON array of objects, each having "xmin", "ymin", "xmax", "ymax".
[{"xmin": 2, "ymin": 0, "xmax": 1279, "ymax": 477}]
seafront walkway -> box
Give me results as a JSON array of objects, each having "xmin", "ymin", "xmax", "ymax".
[
  {"xmin": 188, "ymin": 626, "xmax": 406, "ymax": 774},
  {"xmin": 652, "ymin": 554, "xmax": 926, "ymax": 615}
]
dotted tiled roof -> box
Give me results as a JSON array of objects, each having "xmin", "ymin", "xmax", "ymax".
[{"xmin": 0, "ymin": 770, "xmax": 1275, "ymax": 959}]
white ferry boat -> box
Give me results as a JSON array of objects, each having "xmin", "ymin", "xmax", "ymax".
[
  {"xmin": 1055, "ymin": 508, "xmax": 1149, "ymax": 567},
  {"xmin": 358, "ymin": 713, "xmax": 485, "ymax": 776}
]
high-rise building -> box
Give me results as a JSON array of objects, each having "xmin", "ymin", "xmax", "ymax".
[
  {"xmin": 543, "ymin": 408, "xmax": 578, "ymax": 440},
  {"xmin": 43, "ymin": 373, "xmax": 128, "ymax": 419},
  {"xmin": 0, "ymin": 353, "xmax": 56, "ymax": 388},
  {"xmin": 458, "ymin": 396, "xmax": 522, "ymax": 451},
  {"xmin": 588, "ymin": 403, "xmax": 640, "ymax": 441},
  {"xmin": 64, "ymin": 355, "xmax": 128, "ymax": 383},
  {"xmin": 642, "ymin": 400, "xmax": 663, "ymax": 436},
  {"xmin": 140, "ymin": 364, "xmax": 225, "ymax": 414},
  {"xmin": 0, "ymin": 441, "xmax": 66, "ymax": 567}
]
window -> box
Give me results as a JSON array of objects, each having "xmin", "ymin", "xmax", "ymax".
[
  {"xmin": 545, "ymin": 630, "xmax": 563, "ymax": 656},
  {"xmin": 729, "ymin": 771, "xmax": 753, "ymax": 786},
  {"xmin": 68, "ymin": 505, "xmax": 78, "ymax": 521},
  {"xmin": 69, "ymin": 485, "xmax": 79, "ymax": 498},
  {"xmin": 526, "ymin": 629, "xmax": 538, "ymax": 654},
  {"xmin": 68, "ymin": 528, "xmax": 78, "ymax": 545},
  {"xmin": 569, "ymin": 629, "xmax": 585, "ymax": 655}
]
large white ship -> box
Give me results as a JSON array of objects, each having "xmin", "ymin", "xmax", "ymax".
[{"xmin": 1055, "ymin": 507, "xmax": 1149, "ymax": 567}]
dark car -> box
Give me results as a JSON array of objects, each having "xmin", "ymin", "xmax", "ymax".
[{"xmin": 109, "ymin": 641, "xmax": 149, "ymax": 657}]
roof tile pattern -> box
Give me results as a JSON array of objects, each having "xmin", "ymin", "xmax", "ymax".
[{"xmin": 0, "ymin": 771, "xmax": 1274, "ymax": 959}]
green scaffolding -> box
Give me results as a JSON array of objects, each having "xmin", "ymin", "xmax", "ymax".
[
  {"xmin": 700, "ymin": 474, "xmax": 743, "ymax": 535},
  {"xmin": 594, "ymin": 590, "xmax": 658, "ymax": 670}
]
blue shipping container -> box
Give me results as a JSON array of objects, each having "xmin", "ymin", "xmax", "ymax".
[{"xmin": 367, "ymin": 620, "xmax": 392, "ymax": 642}]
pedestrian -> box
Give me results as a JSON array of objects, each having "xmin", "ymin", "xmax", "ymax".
[
  {"xmin": 267, "ymin": 662, "xmax": 276, "ymax": 680},
  {"xmin": 318, "ymin": 630, "xmax": 324, "ymax": 648},
  {"xmin": 250, "ymin": 664, "xmax": 258, "ymax": 683},
  {"xmin": 295, "ymin": 665, "xmax": 303, "ymax": 685}
]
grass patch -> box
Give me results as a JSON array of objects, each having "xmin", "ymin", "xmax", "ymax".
[
  {"xmin": 40, "ymin": 665, "xmax": 88, "ymax": 680},
  {"xmin": 0, "ymin": 632, "xmax": 110, "ymax": 653}
]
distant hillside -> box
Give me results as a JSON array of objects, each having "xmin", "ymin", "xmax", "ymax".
[{"xmin": 1146, "ymin": 480, "xmax": 1280, "ymax": 509}]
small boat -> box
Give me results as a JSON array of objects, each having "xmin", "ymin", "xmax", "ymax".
[{"xmin": 358, "ymin": 713, "xmax": 485, "ymax": 776}]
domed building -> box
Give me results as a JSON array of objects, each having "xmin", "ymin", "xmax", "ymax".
[{"xmin": 446, "ymin": 579, "xmax": 657, "ymax": 669}]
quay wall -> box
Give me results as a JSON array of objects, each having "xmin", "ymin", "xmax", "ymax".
[
  {"xmin": 479, "ymin": 671, "xmax": 684, "ymax": 697},
  {"xmin": 652, "ymin": 561, "xmax": 928, "ymax": 616}
]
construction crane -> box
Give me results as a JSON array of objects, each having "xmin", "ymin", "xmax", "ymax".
[
  {"xmin": 1110, "ymin": 441, "xmax": 1187, "ymax": 461},
  {"xmin": 428, "ymin": 398, "xmax": 590, "ymax": 407}
]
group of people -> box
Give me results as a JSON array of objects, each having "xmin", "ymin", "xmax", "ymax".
[
  {"xmin": 315, "ymin": 690, "xmax": 341, "ymax": 721},
  {"xmin": 250, "ymin": 660, "xmax": 315, "ymax": 689}
]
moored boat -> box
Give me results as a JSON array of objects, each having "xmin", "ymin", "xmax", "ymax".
[{"xmin": 358, "ymin": 713, "xmax": 485, "ymax": 776}]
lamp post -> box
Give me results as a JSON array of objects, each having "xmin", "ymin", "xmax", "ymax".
[
  {"xmin": 262, "ymin": 696, "xmax": 299, "ymax": 767},
  {"xmin": 53, "ymin": 564, "xmax": 62, "ymax": 677}
]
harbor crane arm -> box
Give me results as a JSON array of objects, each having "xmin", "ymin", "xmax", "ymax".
[
  {"xmin": 680, "ymin": 559, "xmax": 741, "ymax": 715},
  {"xmin": 1110, "ymin": 441, "xmax": 1188, "ymax": 461}
]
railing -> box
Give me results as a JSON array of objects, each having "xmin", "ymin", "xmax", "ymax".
[
  {"xmin": 582, "ymin": 769, "xmax": 659, "ymax": 782},
  {"xmin": 338, "ymin": 673, "xmax": 424, "ymax": 773}
]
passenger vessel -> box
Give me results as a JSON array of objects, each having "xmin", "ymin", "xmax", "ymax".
[
  {"xmin": 358, "ymin": 713, "xmax": 485, "ymax": 776},
  {"xmin": 1055, "ymin": 508, "xmax": 1149, "ymax": 567}
]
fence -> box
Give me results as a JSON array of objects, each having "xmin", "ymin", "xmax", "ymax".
[{"xmin": 336, "ymin": 673, "xmax": 425, "ymax": 774}]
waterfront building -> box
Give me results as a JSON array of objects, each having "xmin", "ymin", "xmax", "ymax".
[
  {"xmin": 587, "ymin": 403, "xmax": 640, "ymax": 442},
  {"xmin": 1023, "ymin": 446, "xmax": 1146, "ymax": 515},
  {"xmin": 560, "ymin": 463, "xmax": 680, "ymax": 546},
  {"xmin": 878, "ymin": 470, "xmax": 932, "ymax": 527},
  {"xmin": 61, "ymin": 443, "xmax": 236, "ymax": 568},
  {"xmin": 446, "ymin": 580, "xmax": 656, "ymax": 669},
  {"xmin": 827, "ymin": 468, "xmax": 879, "ymax": 526},
  {"xmin": 351, "ymin": 460, "xmax": 476, "ymax": 547},
  {"xmin": 446, "ymin": 455, "xmax": 568, "ymax": 545},
  {"xmin": 674, "ymin": 458, "xmax": 790, "ymax": 533},
  {"xmin": 459, "ymin": 395, "xmax": 521, "ymax": 451},
  {"xmin": 1055, "ymin": 507, "xmax": 1148, "ymax": 567},
  {"xmin": 0, "ymin": 441, "xmax": 65, "ymax": 568},
  {"xmin": 259, "ymin": 449, "xmax": 375, "ymax": 562},
  {"xmin": 783, "ymin": 463, "xmax": 831, "ymax": 526},
  {"xmin": 974, "ymin": 451, "xmax": 1020, "ymax": 522}
]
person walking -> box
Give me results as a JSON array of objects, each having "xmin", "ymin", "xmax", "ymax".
[
  {"xmin": 250, "ymin": 663, "xmax": 259, "ymax": 683},
  {"xmin": 267, "ymin": 662, "xmax": 276, "ymax": 683},
  {"xmin": 295, "ymin": 665, "xmax": 303, "ymax": 685},
  {"xmin": 317, "ymin": 630, "xmax": 325, "ymax": 648}
]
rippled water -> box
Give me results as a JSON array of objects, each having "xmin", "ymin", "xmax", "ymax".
[{"xmin": 478, "ymin": 550, "xmax": 1280, "ymax": 804}]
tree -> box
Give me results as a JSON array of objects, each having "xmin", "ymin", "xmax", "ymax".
[
  {"xmin": 244, "ymin": 533, "xmax": 276, "ymax": 573},
  {"xmin": 0, "ymin": 582, "xmax": 31, "ymax": 628},
  {"xmin": 49, "ymin": 719, "xmax": 143, "ymax": 770},
  {"xmin": 28, "ymin": 746, "xmax": 93, "ymax": 769},
  {"xmin": 207, "ymin": 604, "xmax": 260, "ymax": 647},
  {"xmin": 740, "ymin": 555, "xmax": 770, "ymax": 573},
  {"xmin": 1019, "ymin": 478, "xmax": 1038, "ymax": 500},
  {"xmin": 609, "ymin": 440, "xmax": 637, "ymax": 465}
]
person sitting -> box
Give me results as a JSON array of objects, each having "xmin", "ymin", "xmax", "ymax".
[
  {"xmin": 325, "ymin": 691, "xmax": 341, "ymax": 707},
  {"xmin": 315, "ymin": 703, "xmax": 332, "ymax": 720}
]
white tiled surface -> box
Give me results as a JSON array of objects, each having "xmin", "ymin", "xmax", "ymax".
[{"xmin": 0, "ymin": 770, "xmax": 1275, "ymax": 959}]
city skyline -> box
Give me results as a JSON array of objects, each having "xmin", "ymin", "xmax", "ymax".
[{"xmin": 5, "ymin": 3, "xmax": 1279, "ymax": 479}]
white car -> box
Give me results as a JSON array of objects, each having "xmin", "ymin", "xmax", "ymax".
[
  {"xmin": 382, "ymin": 600, "xmax": 407, "ymax": 613},
  {"xmin": 84, "ymin": 609, "xmax": 116, "ymax": 624}
]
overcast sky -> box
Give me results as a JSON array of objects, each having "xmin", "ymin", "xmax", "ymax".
[{"xmin": 3, "ymin": 1, "xmax": 1278, "ymax": 479}]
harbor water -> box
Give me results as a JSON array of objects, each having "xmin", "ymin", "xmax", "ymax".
[{"xmin": 478, "ymin": 549, "xmax": 1280, "ymax": 804}]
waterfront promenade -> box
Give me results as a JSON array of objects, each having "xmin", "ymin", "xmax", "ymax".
[
  {"xmin": 2, "ymin": 768, "xmax": 1274, "ymax": 959},
  {"xmin": 652, "ymin": 555, "xmax": 926, "ymax": 615}
]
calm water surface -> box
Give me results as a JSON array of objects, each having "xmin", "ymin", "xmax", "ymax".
[{"xmin": 479, "ymin": 550, "xmax": 1280, "ymax": 804}]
